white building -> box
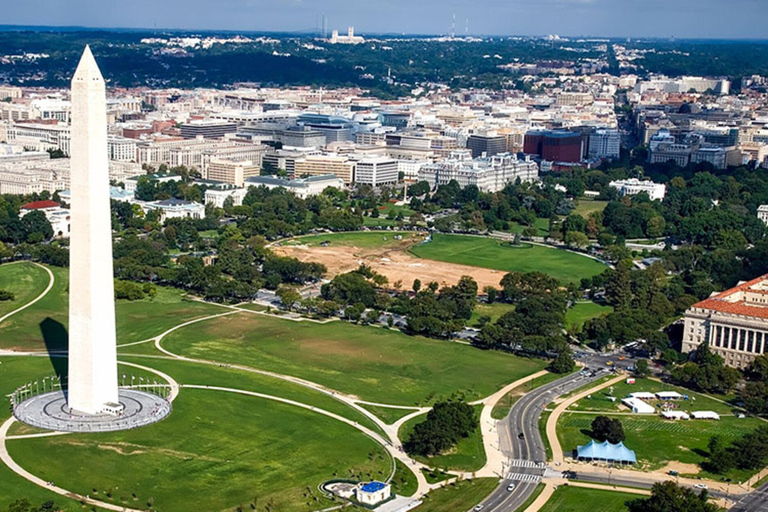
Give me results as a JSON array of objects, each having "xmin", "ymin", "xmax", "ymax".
[
  {"xmin": 608, "ymin": 178, "xmax": 666, "ymax": 201},
  {"xmin": 589, "ymin": 129, "xmax": 621, "ymax": 159},
  {"xmin": 682, "ymin": 273, "xmax": 768, "ymax": 369},
  {"xmin": 758, "ymin": 205, "xmax": 768, "ymax": 225},
  {"xmin": 354, "ymin": 157, "xmax": 398, "ymax": 187},
  {"xmin": 204, "ymin": 187, "xmax": 247, "ymax": 208},
  {"xmin": 397, "ymin": 159, "xmax": 429, "ymax": 181},
  {"xmin": 621, "ymin": 397, "xmax": 655, "ymax": 414},
  {"xmin": 140, "ymin": 198, "xmax": 206, "ymax": 221},
  {"xmin": 329, "ymin": 27, "xmax": 365, "ymax": 45},
  {"xmin": 245, "ymin": 174, "xmax": 344, "ymax": 199},
  {"xmin": 419, "ymin": 150, "xmax": 538, "ymax": 193},
  {"xmin": 19, "ymin": 200, "xmax": 70, "ymax": 238},
  {"xmin": 355, "ymin": 481, "xmax": 391, "ymax": 506},
  {"xmin": 108, "ymin": 136, "xmax": 137, "ymax": 162}
]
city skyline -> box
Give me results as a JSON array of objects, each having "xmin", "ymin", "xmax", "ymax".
[{"xmin": 3, "ymin": 0, "xmax": 768, "ymax": 40}]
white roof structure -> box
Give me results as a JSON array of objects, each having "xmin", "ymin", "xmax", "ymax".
[
  {"xmin": 629, "ymin": 392, "xmax": 656, "ymax": 400},
  {"xmin": 656, "ymin": 391, "xmax": 684, "ymax": 400},
  {"xmin": 622, "ymin": 397, "xmax": 655, "ymax": 414},
  {"xmin": 662, "ymin": 410, "xmax": 690, "ymax": 420},
  {"xmin": 691, "ymin": 411, "xmax": 720, "ymax": 420}
]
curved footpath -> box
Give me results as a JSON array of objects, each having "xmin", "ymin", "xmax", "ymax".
[{"xmin": 0, "ymin": 262, "xmax": 54, "ymax": 327}]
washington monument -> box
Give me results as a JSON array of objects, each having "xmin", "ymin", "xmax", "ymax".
[{"xmin": 67, "ymin": 46, "xmax": 120, "ymax": 415}]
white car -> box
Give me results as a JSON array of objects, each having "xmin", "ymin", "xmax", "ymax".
[
  {"xmin": 507, "ymin": 484, "xmax": 516, "ymax": 492},
  {"xmin": 693, "ymin": 484, "xmax": 708, "ymax": 490},
  {"xmin": 473, "ymin": 505, "xmax": 485, "ymax": 511}
]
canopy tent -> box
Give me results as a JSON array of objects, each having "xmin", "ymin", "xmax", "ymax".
[
  {"xmin": 628, "ymin": 392, "xmax": 656, "ymax": 400},
  {"xmin": 661, "ymin": 410, "xmax": 690, "ymax": 420},
  {"xmin": 622, "ymin": 397, "xmax": 655, "ymax": 414},
  {"xmin": 656, "ymin": 391, "xmax": 684, "ymax": 400},
  {"xmin": 576, "ymin": 440, "xmax": 637, "ymax": 464},
  {"xmin": 691, "ymin": 411, "xmax": 720, "ymax": 420}
]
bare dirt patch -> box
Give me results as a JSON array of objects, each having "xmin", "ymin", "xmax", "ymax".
[
  {"xmin": 656, "ymin": 461, "xmax": 701, "ymax": 475},
  {"xmin": 274, "ymin": 244, "xmax": 506, "ymax": 291}
]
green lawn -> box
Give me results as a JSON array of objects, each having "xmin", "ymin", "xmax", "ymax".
[
  {"xmin": 0, "ymin": 265, "xmax": 223, "ymax": 350},
  {"xmin": 0, "ymin": 262, "xmax": 50, "ymax": 318},
  {"xmin": 492, "ymin": 372, "xmax": 562, "ymax": 420},
  {"xmin": 573, "ymin": 199, "xmax": 609, "ymax": 219},
  {"xmin": 391, "ymin": 459, "xmax": 418, "ymax": 497},
  {"xmin": 162, "ymin": 311, "xmax": 547, "ymax": 406},
  {"xmin": 509, "ymin": 217, "xmax": 551, "ymax": 237},
  {"xmin": 283, "ymin": 231, "xmax": 424, "ymax": 249},
  {"xmin": 557, "ymin": 412, "xmax": 764, "ymax": 477},
  {"xmin": 469, "ymin": 302, "xmax": 516, "ymax": 327},
  {"xmin": 418, "ymin": 478, "xmax": 499, "ymax": 512},
  {"xmin": 9, "ymin": 389, "xmax": 391, "ymax": 512},
  {"xmin": 359, "ymin": 403, "xmax": 420, "ymax": 425},
  {"xmin": 399, "ymin": 405, "xmax": 486, "ymax": 472},
  {"xmin": 568, "ymin": 379, "xmax": 740, "ymax": 415},
  {"xmin": 410, "ymin": 234, "xmax": 607, "ymax": 285},
  {"xmin": 566, "ymin": 301, "xmax": 613, "ymax": 330},
  {"xmin": 539, "ymin": 486, "xmax": 635, "ymax": 512}
]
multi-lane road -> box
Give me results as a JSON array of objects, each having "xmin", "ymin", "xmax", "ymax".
[
  {"xmin": 479, "ymin": 352, "xmax": 618, "ymax": 511},
  {"xmin": 475, "ymin": 350, "xmax": 761, "ymax": 512}
]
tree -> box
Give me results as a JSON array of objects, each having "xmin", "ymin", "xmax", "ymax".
[
  {"xmin": 412, "ymin": 278, "xmax": 422, "ymax": 293},
  {"xmin": 564, "ymin": 231, "xmax": 589, "ymax": 249},
  {"xmin": 626, "ymin": 481, "xmax": 718, "ymax": 512},
  {"xmin": 276, "ymin": 285, "xmax": 301, "ymax": 311},
  {"xmin": 549, "ymin": 351, "xmax": 575, "ymax": 374},
  {"xmin": 634, "ymin": 359, "xmax": 650, "ymax": 377},
  {"xmin": 590, "ymin": 415, "xmax": 625, "ymax": 444},
  {"xmin": 746, "ymin": 354, "xmax": 768, "ymax": 382},
  {"xmin": 404, "ymin": 401, "xmax": 477, "ymax": 457},
  {"xmin": 0, "ymin": 289, "xmax": 15, "ymax": 301}
]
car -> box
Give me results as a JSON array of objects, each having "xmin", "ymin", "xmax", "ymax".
[
  {"xmin": 474, "ymin": 505, "xmax": 485, "ymax": 511},
  {"xmin": 693, "ymin": 484, "xmax": 708, "ymax": 490},
  {"xmin": 507, "ymin": 484, "xmax": 516, "ymax": 492},
  {"xmin": 606, "ymin": 361, "xmax": 614, "ymax": 366},
  {"xmin": 518, "ymin": 432, "xmax": 525, "ymax": 440}
]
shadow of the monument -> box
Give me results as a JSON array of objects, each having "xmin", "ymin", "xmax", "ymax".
[{"xmin": 40, "ymin": 317, "xmax": 68, "ymax": 389}]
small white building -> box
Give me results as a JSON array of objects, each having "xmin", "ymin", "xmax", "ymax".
[
  {"xmin": 356, "ymin": 481, "xmax": 391, "ymax": 506},
  {"xmin": 758, "ymin": 205, "xmax": 768, "ymax": 225},
  {"xmin": 661, "ymin": 410, "xmax": 690, "ymax": 420},
  {"xmin": 621, "ymin": 397, "xmax": 655, "ymax": 414},
  {"xmin": 609, "ymin": 178, "xmax": 666, "ymax": 201},
  {"xmin": 691, "ymin": 411, "xmax": 720, "ymax": 420}
]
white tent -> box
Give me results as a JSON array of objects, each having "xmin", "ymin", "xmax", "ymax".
[
  {"xmin": 691, "ymin": 411, "xmax": 720, "ymax": 420},
  {"xmin": 656, "ymin": 391, "xmax": 684, "ymax": 400},
  {"xmin": 622, "ymin": 397, "xmax": 655, "ymax": 414},
  {"xmin": 661, "ymin": 410, "xmax": 690, "ymax": 420},
  {"xmin": 629, "ymin": 392, "xmax": 656, "ymax": 400}
]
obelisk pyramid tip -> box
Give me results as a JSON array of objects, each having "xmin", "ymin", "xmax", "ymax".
[{"xmin": 73, "ymin": 44, "xmax": 103, "ymax": 81}]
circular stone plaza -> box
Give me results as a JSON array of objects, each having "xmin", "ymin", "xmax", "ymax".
[{"xmin": 13, "ymin": 389, "xmax": 171, "ymax": 433}]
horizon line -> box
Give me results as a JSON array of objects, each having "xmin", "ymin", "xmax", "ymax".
[{"xmin": 1, "ymin": 23, "xmax": 768, "ymax": 42}]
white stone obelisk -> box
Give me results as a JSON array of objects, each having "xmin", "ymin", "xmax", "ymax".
[{"xmin": 67, "ymin": 45, "xmax": 120, "ymax": 415}]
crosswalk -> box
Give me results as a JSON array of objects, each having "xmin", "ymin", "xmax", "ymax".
[
  {"xmin": 509, "ymin": 459, "xmax": 547, "ymax": 469},
  {"xmin": 506, "ymin": 472, "xmax": 542, "ymax": 483}
]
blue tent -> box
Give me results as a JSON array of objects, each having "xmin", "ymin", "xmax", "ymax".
[{"xmin": 576, "ymin": 440, "xmax": 637, "ymax": 464}]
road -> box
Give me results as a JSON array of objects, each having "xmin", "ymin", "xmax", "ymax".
[
  {"xmin": 479, "ymin": 352, "xmax": 618, "ymax": 512},
  {"xmin": 730, "ymin": 481, "xmax": 768, "ymax": 512}
]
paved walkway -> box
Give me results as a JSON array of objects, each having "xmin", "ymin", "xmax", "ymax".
[
  {"xmin": 547, "ymin": 374, "xmax": 626, "ymax": 463},
  {"xmin": 0, "ymin": 262, "xmax": 54, "ymax": 326}
]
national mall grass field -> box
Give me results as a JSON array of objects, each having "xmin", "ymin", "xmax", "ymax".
[
  {"xmin": 410, "ymin": 234, "xmax": 607, "ymax": 285},
  {"xmin": 159, "ymin": 311, "xmax": 548, "ymax": 406}
]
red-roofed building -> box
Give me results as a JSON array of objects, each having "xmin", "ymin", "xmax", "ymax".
[
  {"xmin": 683, "ymin": 274, "xmax": 768, "ymax": 368},
  {"xmin": 19, "ymin": 200, "xmax": 70, "ymax": 238}
]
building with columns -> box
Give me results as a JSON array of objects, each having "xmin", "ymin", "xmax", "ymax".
[{"xmin": 682, "ymin": 274, "xmax": 768, "ymax": 368}]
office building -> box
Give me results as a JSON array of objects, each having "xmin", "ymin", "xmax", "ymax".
[
  {"xmin": 180, "ymin": 120, "xmax": 238, "ymax": 139},
  {"xmin": 294, "ymin": 154, "xmax": 355, "ymax": 184},
  {"xmin": 354, "ymin": 157, "xmax": 398, "ymax": 187},
  {"xmin": 205, "ymin": 159, "xmax": 261, "ymax": 187},
  {"xmin": 589, "ymin": 129, "xmax": 621, "ymax": 159},
  {"xmin": 466, "ymin": 133, "xmax": 507, "ymax": 158},
  {"xmin": 524, "ymin": 130, "xmax": 584, "ymax": 163}
]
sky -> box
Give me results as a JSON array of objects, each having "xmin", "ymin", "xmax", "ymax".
[{"xmin": 3, "ymin": 0, "xmax": 767, "ymax": 39}]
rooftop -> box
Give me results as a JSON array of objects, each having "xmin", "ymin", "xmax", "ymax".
[
  {"xmin": 691, "ymin": 273, "xmax": 768, "ymax": 320},
  {"xmin": 20, "ymin": 200, "xmax": 60, "ymax": 210},
  {"xmin": 360, "ymin": 481, "xmax": 387, "ymax": 493}
]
